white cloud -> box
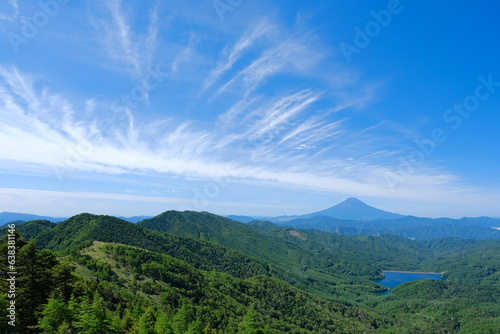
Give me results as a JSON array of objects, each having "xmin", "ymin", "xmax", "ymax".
[
  {"xmin": 89, "ymin": 0, "xmax": 160, "ymax": 79},
  {"xmin": 215, "ymin": 37, "xmax": 320, "ymax": 96},
  {"xmin": 1, "ymin": 1, "xmax": 499, "ymax": 219},
  {"xmin": 244, "ymin": 89, "xmax": 319, "ymax": 140},
  {"xmin": 203, "ymin": 18, "xmax": 327, "ymax": 101},
  {"xmin": 0, "ymin": 188, "xmax": 187, "ymax": 204},
  {"xmin": 0, "ymin": 0, "xmax": 19, "ymax": 21},
  {"xmin": 0, "ymin": 187, "xmax": 306, "ymax": 217},
  {"xmin": 2, "ymin": 65, "xmax": 497, "ymax": 215},
  {"xmin": 202, "ymin": 20, "xmax": 274, "ymax": 93}
]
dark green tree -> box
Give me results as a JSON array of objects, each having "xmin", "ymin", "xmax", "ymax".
[
  {"xmin": 154, "ymin": 311, "xmax": 174, "ymax": 334},
  {"xmin": 238, "ymin": 305, "xmax": 263, "ymax": 334},
  {"xmin": 37, "ymin": 297, "xmax": 75, "ymax": 333},
  {"xmin": 74, "ymin": 292, "xmax": 117, "ymax": 334},
  {"xmin": 17, "ymin": 242, "xmax": 58, "ymax": 332},
  {"xmin": 137, "ymin": 308, "xmax": 156, "ymax": 334}
]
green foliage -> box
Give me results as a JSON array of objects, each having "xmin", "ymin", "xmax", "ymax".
[
  {"xmin": 96, "ymin": 242, "xmax": 389, "ymax": 333},
  {"xmin": 154, "ymin": 313, "xmax": 174, "ymax": 334},
  {"xmin": 74, "ymin": 292, "xmax": 117, "ymax": 334},
  {"xmin": 362, "ymin": 280, "xmax": 500, "ymax": 333},
  {"xmin": 7, "ymin": 220, "xmax": 56, "ymax": 240},
  {"xmin": 1, "ymin": 236, "xmax": 390, "ymax": 333},
  {"xmin": 37, "ymin": 298, "xmax": 75, "ymax": 333},
  {"xmin": 138, "ymin": 211, "xmax": 393, "ymax": 300},
  {"xmin": 423, "ymin": 238, "xmax": 500, "ymax": 284},
  {"xmin": 238, "ymin": 305, "xmax": 262, "ymax": 333},
  {"xmin": 18, "ymin": 213, "xmax": 268, "ymax": 279},
  {"xmin": 137, "ymin": 308, "xmax": 156, "ymax": 334},
  {"xmin": 0, "ymin": 235, "xmax": 75, "ymax": 333}
]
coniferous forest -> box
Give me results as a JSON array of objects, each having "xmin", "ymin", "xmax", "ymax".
[{"xmin": 1, "ymin": 211, "xmax": 499, "ymax": 333}]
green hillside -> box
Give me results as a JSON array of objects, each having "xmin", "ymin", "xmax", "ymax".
[
  {"xmin": 0, "ymin": 233, "xmax": 391, "ymax": 333},
  {"xmin": 20, "ymin": 213, "xmax": 268, "ymax": 279},
  {"xmin": 247, "ymin": 222, "xmax": 434, "ymax": 272},
  {"xmin": 1, "ymin": 211, "xmax": 499, "ymax": 333},
  {"xmin": 78, "ymin": 241, "xmax": 390, "ymax": 333},
  {"xmin": 138, "ymin": 211, "xmax": 389, "ymax": 299}
]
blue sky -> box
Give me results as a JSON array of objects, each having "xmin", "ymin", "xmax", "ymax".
[{"xmin": 0, "ymin": 0, "xmax": 499, "ymax": 218}]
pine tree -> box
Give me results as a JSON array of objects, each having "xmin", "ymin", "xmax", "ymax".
[
  {"xmin": 154, "ymin": 312, "xmax": 174, "ymax": 334},
  {"xmin": 186, "ymin": 319, "xmax": 204, "ymax": 333},
  {"xmin": 0, "ymin": 294, "xmax": 10, "ymax": 333},
  {"xmin": 50, "ymin": 262, "xmax": 75, "ymax": 302},
  {"xmin": 37, "ymin": 298, "xmax": 72, "ymax": 333},
  {"xmin": 171, "ymin": 303, "xmax": 193, "ymax": 333},
  {"xmin": 138, "ymin": 308, "xmax": 156, "ymax": 334},
  {"xmin": 75, "ymin": 292, "xmax": 116, "ymax": 334},
  {"xmin": 238, "ymin": 305, "xmax": 263, "ymax": 334},
  {"xmin": 56, "ymin": 321, "xmax": 73, "ymax": 334},
  {"xmin": 120, "ymin": 308, "xmax": 135, "ymax": 333},
  {"xmin": 17, "ymin": 242, "xmax": 58, "ymax": 332}
]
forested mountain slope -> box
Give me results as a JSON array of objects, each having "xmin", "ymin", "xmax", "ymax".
[
  {"xmin": 17, "ymin": 213, "xmax": 268, "ymax": 279},
  {"xmin": 138, "ymin": 211, "xmax": 390, "ymax": 299},
  {"xmin": 0, "ymin": 237, "xmax": 393, "ymax": 333},
  {"xmin": 1, "ymin": 211, "xmax": 499, "ymax": 333}
]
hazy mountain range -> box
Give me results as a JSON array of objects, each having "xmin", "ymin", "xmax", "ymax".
[
  {"xmin": 230, "ymin": 198, "xmax": 500, "ymax": 240},
  {"xmin": 0, "ymin": 212, "xmax": 153, "ymax": 226},
  {"xmin": 226, "ymin": 197, "xmax": 403, "ymax": 223},
  {"xmin": 3, "ymin": 198, "xmax": 500, "ymax": 240},
  {"xmin": 0, "ymin": 212, "xmax": 68, "ymax": 225},
  {"xmin": 267, "ymin": 197, "xmax": 404, "ymax": 222}
]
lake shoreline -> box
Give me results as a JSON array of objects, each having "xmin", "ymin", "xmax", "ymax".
[
  {"xmin": 374, "ymin": 271, "xmax": 446, "ymax": 292},
  {"xmin": 382, "ymin": 270, "xmax": 445, "ymax": 275}
]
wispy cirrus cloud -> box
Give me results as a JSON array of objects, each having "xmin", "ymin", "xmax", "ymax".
[
  {"xmin": 202, "ymin": 19, "xmax": 275, "ymax": 93},
  {"xmin": 201, "ymin": 16, "xmax": 328, "ymax": 103},
  {"xmin": 2, "ymin": 0, "xmax": 498, "ymax": 219},
  {"xmin": 89, "ymin": 0, "xmax": 160, "ymax": 79},
  {"xmin": 213, "ymin": 89, "xmax": 334, "ymax": 160},
  {"xmin": 215, "ymin": 36, "xmax": 323, "ymax": 97},
  {"xmin": 240, "ymin": 89, "xmax": 320, "ymax": 141},
  {"xmin": 2, "ymin": 65, "xmax": 493, "ymax": 213}
]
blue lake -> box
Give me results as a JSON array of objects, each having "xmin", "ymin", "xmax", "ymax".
[{"xmin": 373, "ymin": 271, "xmax": 445, "ymax": 294}]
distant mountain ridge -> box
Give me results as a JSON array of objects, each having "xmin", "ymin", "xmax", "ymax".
[
  {"xmin": 297, "ymin": 197, "xmax": 404, "ymax": 221},
  {"xmin": 235, "ymin": 198, "xmax": 405, "ymax": 223},
  {"xmin": 275, "ymin": 215, "xmax": 500, "ymax": 240},
  {"xmin": 0, "ymin": 212, "xmax": 153, "ymax": 226},
  {"xmin": 115, "ymin": 215, "xmax": 154, "ymax": 223},
  {"xmin": 6, "ymin": 197, "xmax": 500, "ymax": 240},
  {"xmin": 0, "ymin": 212, "xmax": 67, "ymax": 225},
  {"xmin": 226, "ymin": 198, "xmax": 500, "ymax": 240},
  {"xmin": 225, "ymin": 215, "xmax": 256, "ymax": 223}
]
